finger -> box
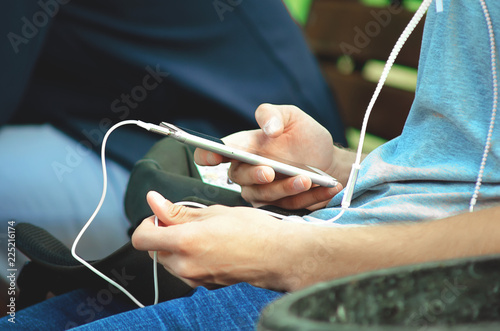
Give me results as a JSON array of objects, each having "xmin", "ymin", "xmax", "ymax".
[
  {"xmin": 228, "ymin": 162, "xmax": 275, "ymax": 186},
  {"xmin": 147, "ymin": 191, "xmax": 204, "ymax": 226},
  {"xmin": 240, "ymin": 175, "xmax": 313, "ymax": 203},
  {"xmin": 156, "ymin": 255, "xmax": 213, "ymax": 289},
  {"xmin": 255, "ymin": 103, "xmax": 288, "ymax": 138},
  {"xmin": 193, "ymin": 148, "xmax": 229, "ymax": 166},
  {"xmin": 150, "ymin": 252, "xmax": 198, "ymax": 288},
  {"xmin": 133, "ymin": 214, "xmax": 200, "ymax": 255},
  {"xmin": 132, "ymin": 216, "xmax": 177, "ymax": 252},
  {"xmin": 270, "ymin": 184, "xmax": 342, "ymax": 210},
  {"xmin": 148, "ymin": 249, "xmax": 172, "ymax": 262}
]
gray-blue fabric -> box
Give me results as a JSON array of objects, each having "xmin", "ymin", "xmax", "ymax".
[{"xmin": 309, "ymin": 0, "xmax": 500, "ymax": 224}]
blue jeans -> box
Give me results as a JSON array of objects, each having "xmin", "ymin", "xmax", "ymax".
[{"xmin": 1, "ymin": 283, "xmax": 282, "ymax": 330}]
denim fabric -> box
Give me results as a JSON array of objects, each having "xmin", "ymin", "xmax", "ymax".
[
  {"xmin": 0, "ymin": 288, "xmax": 136, "ymax": 330},
  {"xmin": 0, "ymin": 284, "xmax": 282, "ymax": 330},
  {"xmin": 309, "ymin": 0, "xmax": 500, "ymax": 224},
  {"xmin": 76, "ymin": 284, "xmax": 282, "ymax": 331}
]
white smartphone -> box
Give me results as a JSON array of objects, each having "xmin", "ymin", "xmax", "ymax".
[{"xmin": 148, "ymin": 122, "xmax": 338, "ymax": 187}]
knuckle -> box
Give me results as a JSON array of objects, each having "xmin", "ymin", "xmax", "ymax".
[
  {"xmin": 282, "ymin": 197, "xmax": 303, "ymax": 210},
  {"xmin": 172, "ymin": 260, "xmax": 193, "ymax": 279},
  {"xmin": 246, "ymin": 184, "xmax": 274, "ymax": 202},
  {"xmin": 240, "ymin": 188, "xmax": 253, "ymax": 202},
  {"xmin": 282, "ymin": 178, "xmax": 300, "ymax": 195},
  {"xmin": 208, "ymin": 205, "xmax": 227, "ymax": 213},
  {"xmin": 227, "ymin": 165, "xmax": 236, "ymax": 181},
  {"xmin": 131, "ymin": 230, "xmax": 147, "ymax": 250},
  {"xmin": 175, "ymin": 233, "xmax": 196, "ymax": 253},
  {"xmin": 312, "ymin": 187, "xmax": 330, "ymax": 202},
  {"xmin": 167, "ymin": 204, "xmax": 188, "ymax": 219},
  {"xmin": 228, "ymin": 162, "xmax": 242, "ymax": 181},
  {"xmin": 259, "ymin": 189, "xmax": 276, "ymax": 202}
]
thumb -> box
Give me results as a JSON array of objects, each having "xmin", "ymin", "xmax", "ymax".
[
  {"xmin": 255, "ymin": 103, "xmax": 287, "ymax": 138},
  {"xmin": 255, "ymin": 103, "xmax": 303, "ymax": 138},
  {"xmin": 146, "ymin": 191, "xmax": 196, "ymax": 225}
]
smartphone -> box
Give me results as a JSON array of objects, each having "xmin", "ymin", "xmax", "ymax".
[{"xmin": 148, "ymin": 122, "xmax": 338, "ymax": 187}]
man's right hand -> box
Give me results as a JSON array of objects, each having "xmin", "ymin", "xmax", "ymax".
[{"xmin": 194, "ymin": 103, "xmax": 345, "ymax": 210}]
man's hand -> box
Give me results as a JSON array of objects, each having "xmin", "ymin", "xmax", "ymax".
[
  {"xmin": 131, "ymin": 191, "xmax": 312, "ymax": 292},
  {"xmin": 132, "ymin": 193, "xmax": 500, "ymax": 295},
  {"xmin": 194, "ymin": 104, "xmax": 347, "ymax": 210}
]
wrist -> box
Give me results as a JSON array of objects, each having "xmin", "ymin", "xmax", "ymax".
[{"xmin": 329, "ymin": 146, "xmax": 360, "ymax": 186}]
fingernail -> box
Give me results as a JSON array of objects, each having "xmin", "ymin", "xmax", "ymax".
[
  {"xmin": 293, "ymin": 177, "xmax": 306, "ymax": 191},
  {"xmin": 263, "ymin": 117, "xmax": 281, "ymax": 136},
  {"xmin": 206, "ymin": 152, "xmax": 216, "ymax": 165},
  {"xmin": 257, "ymin": 169, "xmax": 268, "ymax": 183},
  {"xmin": 328, "ymin": 186, "xmax": 340, "ymax": 196},
  {"xmin": 149, "ymin": 191, "xmax": 166, "ymax": 205}
]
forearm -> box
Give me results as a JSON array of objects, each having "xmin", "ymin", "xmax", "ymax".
[{"xmin": 284, "ymin": 206, "xmax": 500, "ymax": 291}]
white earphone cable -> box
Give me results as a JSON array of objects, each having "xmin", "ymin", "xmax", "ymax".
[
  {"xmin": 71, "ymin": 120, "xmax": 156, "ymax": 308},
  {"xmin": 335, "ymin": 0, "xmax": 433, "ymax": 220},
  {"xmin": 470, "ymin": 0, "xmax": 498, "ymax": 212},
  {"xmin": 354, "ymin": 0, "xmax": 433, "ymax": 165}
]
